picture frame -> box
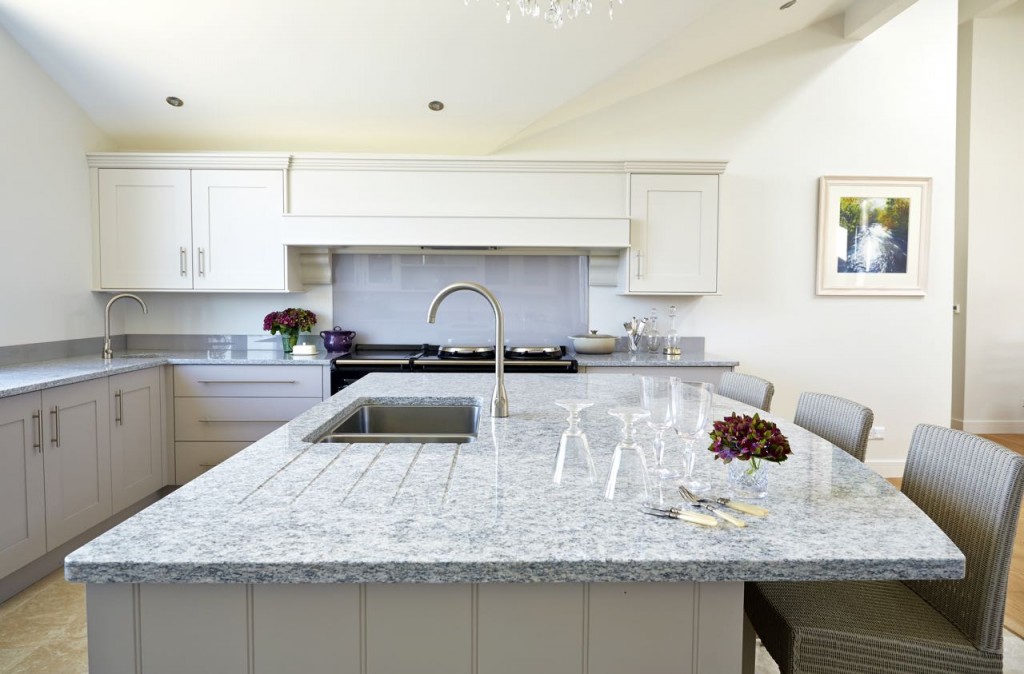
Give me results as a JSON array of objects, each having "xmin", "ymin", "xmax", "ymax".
[{"xmin": 816, "ymin": 176, "xmax": 932, "ymax": 296}]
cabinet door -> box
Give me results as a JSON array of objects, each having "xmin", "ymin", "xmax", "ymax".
[
  {"xmin": 110, "ymin": 369, "xmax": 163, "ymax": 511},
  {"xmin": 626, "ymin": 174, "xmax": 719, "ymax": 294},
  {"xmin": 191, "ymin": 170, "xmax": 286, "ymax": 290},
  {"xmin": 98, "ymin": 169, "xmax": 193, "ymax": 289},
  {"xmin": 42, "ymin": 379, "xmax": 112, "ymax": 550},
  {"xmin": 0, "ymin": 392, "xmax": 46, "ymax": 577}
]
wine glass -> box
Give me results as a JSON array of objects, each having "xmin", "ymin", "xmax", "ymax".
[
  {"xmin": 604, "ymin": 407, "xmax": 651, "ymax": 501},
  {"xmin": 552, "ymin": 399, "xmax": 596, "ymax": 485},
  {"xmin": 670, "ymin": 380, "xmax": 714, "ymax": 492},
  {"xmin": 640, "ymin": 376, "xmax": 676, "ymax": 479}
]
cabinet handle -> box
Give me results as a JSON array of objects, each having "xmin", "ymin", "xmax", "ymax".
[
  {"xmin": 50, "ymin": 406, "xmax": 60, "ymax": 448},
  {"xmin": 32, "ymin": 410, "xmax": 42, "ymax": 452},
  {"xmin": 114, "ymin": 390, "xmax": 123, "ymax": 426},
  {"xmin": 196, "ymin": 380, "xmax": 298, "ymax": 385},
  {"xmin": 635, "ymin": 252, "xmax": 643, "ymax": 279},
  {"xmin": 197, "ymin": 247, "xmax": 205, "ymax": 277},
  {"xmin": 180, "ymin": 247, "xmax": 188, "ymax": 276},
  {"xmin": 198, "ymin": 462, "xmax": 221, "ymax": 468},
  {"xmin": 200, "ymin": 418, "xmax": 290, "ymax": 423}
]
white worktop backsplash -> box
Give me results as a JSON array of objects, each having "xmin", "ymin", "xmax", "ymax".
[{"xmin": 331, "ymin": 254, "xmax": 588, "ymax": 346}]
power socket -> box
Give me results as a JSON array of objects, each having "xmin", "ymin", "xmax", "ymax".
[{"xmin": 868, "ymin": 426, "xmax": 886, "ymax": 440}]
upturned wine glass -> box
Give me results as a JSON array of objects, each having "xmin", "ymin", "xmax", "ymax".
[
  {"xmin": 670, "ymin": 380, "xmax": 714, "ymax": 492},
  {"xmin": 640, "ymin": 376, "xmax": 676, "ymax": 479},
  {"xmin": 552, "ymin": 399, "xmax": 596, "ymax": 485},
  {"xmin": 604, "ymin": 407, "xmax": 651, "ymax": 501}
]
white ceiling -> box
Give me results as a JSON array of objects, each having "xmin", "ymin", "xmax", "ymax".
[{"xmin": 0, "ymin": 0, "xmax": 922, "ymax": 154}]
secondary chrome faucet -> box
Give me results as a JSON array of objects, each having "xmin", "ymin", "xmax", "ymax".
[
  {"xmin": 103, "ymin": 293, "xmax": 148, "ymax": 360},
  {"xmin": 426, "ymin": 282, "xmax": 509, "ymax": 418}
]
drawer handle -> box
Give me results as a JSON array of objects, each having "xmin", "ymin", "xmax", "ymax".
[
  {"xmin": 199, "ymin": 418, "xmax": 291, "ymax": 423},
  {"xmin": 195, "ymin": 380, "xmax": 299, "ymax": 385},
  {"xmin": 198, "ymin": 462, "xmax": 221, "ymax": 468}
]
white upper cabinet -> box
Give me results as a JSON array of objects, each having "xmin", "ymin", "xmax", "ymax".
[
  {"xmin": 96, "ymin": 169, "xmax": 288, "ymax": 291},
  {"xmin": 98, "ymin": 169, "xmax": 193, "ymax": 290},
  {"xmin": 621, "ymin": 174, "xmax": 720, "ymax": 295}
]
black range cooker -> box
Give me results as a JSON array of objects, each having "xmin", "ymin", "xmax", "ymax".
[{"xmin": 330, "ymin": 343, "xmax": 578, "ymax": 394}]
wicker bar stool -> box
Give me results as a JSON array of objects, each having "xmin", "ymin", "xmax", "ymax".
[
  {"xmin": 793, "ymin": 392, "xmax": 873, "ymax": 462},
  {"xmin": 717, "ymin": 372, "xmax": 775, "ymax": 412},
  {"xmin": 746, "ymin": 425, "xmax": 1024, "ymax": 673}
]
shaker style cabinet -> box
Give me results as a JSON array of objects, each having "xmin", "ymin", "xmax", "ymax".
[
  {"xmin": 621, "ymin": 174, "xmax": 720, "ymax": 294},
  {"xmin": 0, "ymin": 392, "xmax": 46, "ymax": 578},
  {"xmin": 109, "ymin": 368, "xmax": 163, "ymax": 512},
  {"xmin": 41, "ymin": 378, "xmax": 113, "ymax": 551},
  {"xmin": 96, "ymin": 169, "xmax": 288, "ymax": 291}
]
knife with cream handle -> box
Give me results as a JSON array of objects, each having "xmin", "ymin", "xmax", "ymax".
[
  {"xmin": 641, "ymin": 506, "xmax": 718, "ymax": 527},
  {"xmin": 687, "ymin": 502, "xmax": 746, "ymax": 527},
  {"xmin": 706, "ymin": 498, "xmax": 769, "ymax": 517}
]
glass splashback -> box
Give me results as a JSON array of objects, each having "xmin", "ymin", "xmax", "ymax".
[{"xmin": 331, "ymin": 254, "xmax": 588, "ymax": 346}]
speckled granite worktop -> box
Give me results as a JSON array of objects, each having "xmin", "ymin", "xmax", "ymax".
[
  {"xmin": 65, "ymin": 372, "xmax": 963, "ymax": 585},
  {"xmin": 0, "ymin": 350, "xmax": 330, "ymax": 399},
  {"xmin": 574, "ymin": 351, "xmax": 738, "ymax": 367}
]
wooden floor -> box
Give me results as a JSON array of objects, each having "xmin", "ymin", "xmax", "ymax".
[{"xmin": 982, "ymin": 434, "xmax": 1024, "ymax": 638}]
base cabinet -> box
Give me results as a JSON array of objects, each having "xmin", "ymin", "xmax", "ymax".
[
  {"xmin": 0, "ymin": 392, "xmax": 46, "ymax": 578},
  {"xmin": 172, "ymin": 365, "xmax": 323, "ymax": 484},
  {"xmin": 110, "ymin": 369, "xmax": 164, "ymax": 512},
  {"xmin": 0, "ymin": 369, "xmax": 166, "ymax": 581},
  {"xmin": 42, "ymin": 378, "xmax": 113, "ymax": 551}
]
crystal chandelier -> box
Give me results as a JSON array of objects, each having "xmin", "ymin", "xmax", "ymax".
[{"xmin": 469, "ymin": 0, "xmax": 626, "ymax": 29}]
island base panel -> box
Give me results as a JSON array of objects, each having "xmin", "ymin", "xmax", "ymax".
[{"xmin": 85, "ymin": 581, "xmax": 744, "ymax": 674}]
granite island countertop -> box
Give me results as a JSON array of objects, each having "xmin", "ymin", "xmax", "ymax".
[{"xmin": 64, "ymin": 372, "xmax": 963, "ymax": 585}]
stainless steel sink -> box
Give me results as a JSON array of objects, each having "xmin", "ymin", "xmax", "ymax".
[{"xmin": 318, "ymin": 404, "xmax": 480, "ymax": 444}]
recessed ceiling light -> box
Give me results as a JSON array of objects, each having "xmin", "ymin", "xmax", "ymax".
[
  {"xmin": 428, "ymin": 100, "xmax": 444, "ymax": 112},
  {"xmin": 166, "ymin": 96, "xmax": 184, "ymax": 107},
  {"xmin": 779, "ymin": 0, "xmax": 797, "ymax": 9}
]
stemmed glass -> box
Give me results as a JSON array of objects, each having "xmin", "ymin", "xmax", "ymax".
[
  {"xmin": 553, "ymin": 399, "xmax": 596, "ymax": 485},
  {"xmin": 640, "ymin": 376, "xmax": 676, "ymax": 479},
  {"xmin": 670, "ymin": 380, "xmax": 714, "ymax": 492},
  {"xmin": 604, "ymin": 407, "xmax": 651, "ymax": 501}
]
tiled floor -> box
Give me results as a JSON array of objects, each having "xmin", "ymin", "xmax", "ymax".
[
  {"xmin": 1, "ymin": 569, "xmax": 1023, "ymax": 673},
  {"xmin": 0, "ymin": 570, "xmax": 87, "ymax": 674}
]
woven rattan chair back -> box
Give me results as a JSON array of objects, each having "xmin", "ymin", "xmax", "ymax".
[
  {"xmin": 902, "ymin": 424, "xmax": 1024, "ymax": 654},
  {"xmin": 793, "ymin": 392, "xmax": 873, "ymax": 462},
  {"xmin": 716, "ymin": 372, "xmax": 775, "ymax": 412}
]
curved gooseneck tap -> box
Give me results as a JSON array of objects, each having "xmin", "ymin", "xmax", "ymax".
[
  {"xmin": 103, "ymin": 293, "xmax": 148, "ymax": 360},
  {"xmin": 426, "ymin": 282, "xmax": 509, "ymax": 418}
]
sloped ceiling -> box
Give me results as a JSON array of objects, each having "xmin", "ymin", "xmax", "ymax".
[{"xmin": 0, "ymin": 0, "xmax": 920, "ymax": 154}]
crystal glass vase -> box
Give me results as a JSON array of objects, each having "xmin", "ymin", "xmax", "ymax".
[
  {"xmin": 727, "ymin": 459, "xmax": 769, "ymax": 499},
  {"xmin": 281, "ymin": 332, "xmax": 299, "ymax": 354}
]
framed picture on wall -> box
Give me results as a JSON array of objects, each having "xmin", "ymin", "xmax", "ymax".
[{"xmin": 816, "ymin": 176, "xmax": 932, "ymax": 296}]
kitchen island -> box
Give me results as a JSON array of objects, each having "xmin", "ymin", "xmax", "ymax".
[{"xmin": 65, "ymin": 372, "xmax": 963, "ymax": 674}]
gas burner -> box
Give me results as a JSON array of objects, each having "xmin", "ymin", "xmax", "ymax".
[
  {"xmin": 437, "ymin": 345, "xmax": 496, "ymax": 360},
  {"xmin": 504, "ymin": 346, "xmax": 566, "ymax": 360}
]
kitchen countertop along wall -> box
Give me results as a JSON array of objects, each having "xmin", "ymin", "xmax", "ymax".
[
  {"xmin": 0, "ymin": 349, "xmax": 737, "ymax": 399},
  {"xmin": 0, "ymin": 351, "xmax": 330, "ymax": 399}
]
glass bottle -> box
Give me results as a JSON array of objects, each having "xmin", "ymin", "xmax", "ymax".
[
  {"xmin": 663, "ymin": 305, "xmax": 681, "ymax": 356},
  {"xmin": 643, "ymin": 307, "xmax": 661, "ymax": 353}
]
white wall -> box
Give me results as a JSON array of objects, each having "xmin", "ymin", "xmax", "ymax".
[
  {"xmin": 502, "ymin": 0, "xmax": 958, "ymax": 474},
  {"xmin": 0, "ymin": 24, "xmax": 114, "ymax": 347},
  {"xmin": 958, "ymin": 3, "xmax": 1024, "ymax": 432}
]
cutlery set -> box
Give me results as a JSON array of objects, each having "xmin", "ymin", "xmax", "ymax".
[{"xmin": 641, "ymin": 486, "xmax": 768, "ymax": 527}]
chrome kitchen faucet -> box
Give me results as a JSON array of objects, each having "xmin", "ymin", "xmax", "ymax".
[
  {"xmin": 426, "ymin": 282, "xmax": 509, "ymax": 418},
  {"xmin": 103, "ymin": 293, "xmax": 148, "ymax": 360}
]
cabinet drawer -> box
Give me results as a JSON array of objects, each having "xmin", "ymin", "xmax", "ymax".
[
  {"xmin": 174, "ymin": 365, "xmax": 322, "ymax": 398},
  {"xmin": 174, "ymin": 397, "xmax": 320, "ymax": 442},
  {"xmin": 175, "ymin": 442, "xmax": 250, "ymax": 485}
]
